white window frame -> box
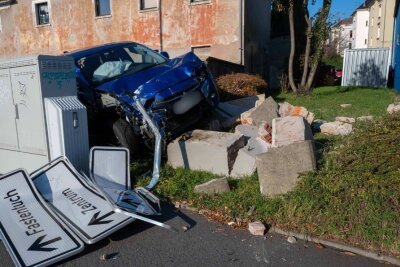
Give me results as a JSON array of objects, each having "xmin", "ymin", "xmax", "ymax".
[
  {"xmin": 139, "ymin": 0, "xmax": 158, "ymax": 12},
  {"xmin": 190, "ymin": 0, "xmax": 212, "ymax": 6},
  {"xmin": 94, "ymin": 0, "xmax": 112, "ymax": 18},
  {"xmin": 32, "ymin": 0, "xmax": 51, "ymax": 27}
]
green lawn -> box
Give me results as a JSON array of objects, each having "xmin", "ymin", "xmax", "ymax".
[
  {"xmin": 274, "ymin": 86, "xmax": 396, "ymax": 121},
  {"xmin": 133, "ymin": 87, "xmax": 400, "ymax": 258}
]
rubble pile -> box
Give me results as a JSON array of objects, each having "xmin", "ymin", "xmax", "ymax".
[{"xmin": 168, "ymin": 95, "xmax": 318, "ymax": 196}]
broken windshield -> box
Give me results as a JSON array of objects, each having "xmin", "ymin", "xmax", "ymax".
[{"xmin": 76, "ymin": 43, "xmax": 167, "ymax": 84}]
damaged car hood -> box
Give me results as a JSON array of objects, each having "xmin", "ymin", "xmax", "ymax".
[{"xmin": 96, "ymin": 52, "xmax": 203, "ymax": 100}]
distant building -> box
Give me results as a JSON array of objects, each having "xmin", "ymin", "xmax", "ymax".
[
  {"xmin": 368, "ymin": 0, "xmax": 395, "ymax": 48},
  {"xmin": 392, "ymin": 0, "xmax": 400, "ymax": 92},
  {"xmin": 0, "ymin": 0, "xmax": 271, "ymax": 77},
  {"xmin": 328, "ymin": 18, "xmax": 353, "ymax": 56},
  {"xmin": 352, "ymin": 1, "xmax": 373, "ymax": 49}
]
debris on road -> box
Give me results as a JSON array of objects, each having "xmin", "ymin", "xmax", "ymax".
[
  {"xmin": 100, "ymin": 253, "xmax": 120, "ymax": 261},
  {"xmin": 248, "ymin": 221, "xmax": 266, "ymax": 236},
  {"xmin": 278, "ymin": 102, "xmax": 315, "ymax": 124},
  {"xmin": 194, "ymin": 177, "xmax": 231, "ymax": 194},
  {"xmin": 287, "ymin": 236, "xmax": 297, "ymax": 244}
]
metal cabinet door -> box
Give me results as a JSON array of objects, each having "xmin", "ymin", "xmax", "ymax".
[
  {"xmin": 0, "ymin": 69, "xmax": 19, "ymax": 151},
  {"xmin": 10, "ymin": 66, "xmax": 47, "ymax": 155}
]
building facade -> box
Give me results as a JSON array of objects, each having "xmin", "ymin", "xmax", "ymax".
[
  {"xmin": 328, "ymin": 18, "xmax": 353, "ymax": 55},
  {"xmin": 352, "ymin": 3, "xmax": 371, "ymax": 49},
  {"xmin": 0, "ymin": 0, "xmax": 271, "ymax": 77},
  {"xmin": 368, "ymin": 0, "xmax": 395, "ymax": 48}
]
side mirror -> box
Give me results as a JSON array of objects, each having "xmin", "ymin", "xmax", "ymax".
[{"xmin": 160, "ymin": 51, "xmax": 170, "ymax": 59}]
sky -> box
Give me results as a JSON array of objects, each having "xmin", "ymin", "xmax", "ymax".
[{"xmin": 309, "ymin": 0, "xmax": 366, "ymax": 20}]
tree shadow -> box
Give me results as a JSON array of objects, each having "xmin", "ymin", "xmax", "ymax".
[{"xmin": 349, "ymin": 59, "xmax": 387, "ymax": 88}]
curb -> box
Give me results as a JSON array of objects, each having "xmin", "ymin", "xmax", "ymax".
[{"xmin": 269, "ymin": 227, "xmax": 400, "ymax": 266}]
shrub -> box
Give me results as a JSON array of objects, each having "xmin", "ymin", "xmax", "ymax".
[{"xmin": 216, "ymin": 73, "xmax": 267, "ymax": 101}]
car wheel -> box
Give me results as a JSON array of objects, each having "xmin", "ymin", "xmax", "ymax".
[{"xmin": 112, "ymin": 118, "xmax": 138, "ymax": 156}]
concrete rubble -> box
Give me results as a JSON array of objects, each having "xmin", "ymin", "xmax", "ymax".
[
  {"xmin": 335, "ymin": 116, "xmax": 355, "ymax": 124},
  {"xmin": 167, "ymin": 130, "xmax": 246, "ymax": 176},
  {"xmin": 356, "ymin": 115, "xmax": 374, "ymax": 121},
  {"xmin": 340, "ymin": 104, "xmax": 352, "ymax": 108},
  {"xmin": 194, "ymin": 177, "xmax": 230, "ymax": 194},
  {"xmin": 248, "ymin": 221, "xmax": 266, "ymax": 236},
  {"xmin": 320, "ymin": 121, "xmax": 353, "ymax": 136},
  {"xmin": 387, "ymin": 103, "xmax": 400, "ymax": 114},
  {"xmin": 241, "ymin": 97, "xmax": 279, "ymax": 126},
  {"xmin": 256, "ymin": 140, "xmax": 316, "ymax": 197},
  {"xmin": 278, "ymin": 102, "xmax": 315, "ymax": 124},
  {"xmin": 272, "ymin": 116, "xmax": 314, "ymax": 147}
]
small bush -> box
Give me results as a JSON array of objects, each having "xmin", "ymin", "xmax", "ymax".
[{"xmin": 216, "ymin": 73, "xmax": 267, "ymax": 101}]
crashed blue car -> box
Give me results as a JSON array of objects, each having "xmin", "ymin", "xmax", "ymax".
[{"xmin": 65, "ymin": 42, "xmax": 219, "ymax": 153}]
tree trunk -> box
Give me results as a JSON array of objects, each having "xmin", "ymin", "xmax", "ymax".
[
  {"xmin": 288, "ymin": 3, "xmax": 298, "ymax": 94},
  {"xmin": 300, "ymin": 7, "xmax": 312, "ymax": 90}
]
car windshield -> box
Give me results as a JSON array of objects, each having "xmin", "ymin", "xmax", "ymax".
[{"xmin": 76, "ymin": 43, "xmax": 167, "ymax": 84}]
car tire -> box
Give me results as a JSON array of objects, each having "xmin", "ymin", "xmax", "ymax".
[{"xmin": 112, "ymin": 118, "xmax": 138, "ymax": 156}]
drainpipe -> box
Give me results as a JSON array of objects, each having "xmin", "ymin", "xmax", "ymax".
[
  {"xmin": 159, "ymin": 0, "xmax": 163, "ymax": 51},
  {"xmin": 239, "ymin": 0, "xmax": 244, "ymax": 65}
]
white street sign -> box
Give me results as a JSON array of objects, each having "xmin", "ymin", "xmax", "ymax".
[
  {"xmin": 0, "ymin": 169, "xmax": 83, "ymax": 267},
  {"xmin": 31, "ymin": 159, "xmax": 134, "ymax": 244}
]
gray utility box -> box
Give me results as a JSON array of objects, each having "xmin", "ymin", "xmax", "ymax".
[{"xmin": 0, "ymin": 55, "xmax": 88, "ymax": 174}]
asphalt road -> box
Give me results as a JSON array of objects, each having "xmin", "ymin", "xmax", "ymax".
[{"xmin": 0, "ymin": 204, "xmax": 388, "ymax": 267}]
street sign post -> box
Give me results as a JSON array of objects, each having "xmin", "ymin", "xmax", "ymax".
[
  {"xmin": 31, "ymin": 159, "xmax": 134, "ymax": 244},
  {"xmin": 0, "ymin": 169, "xmax": 83, "ymax": 267}
]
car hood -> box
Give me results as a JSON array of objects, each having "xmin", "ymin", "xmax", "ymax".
[{"xmin": 96, "ymin": 52, "xmax": 203, "ymax": 101}]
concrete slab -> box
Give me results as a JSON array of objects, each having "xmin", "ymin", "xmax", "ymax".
[
  {"xmin": 167, "ymin": 130, "xmax": 246, "ymax": 176},
  {"xmin": 256, "ymin": 140, "xmax": 316, "ymax": 197},
  {"xmin": 231, "ymin": 137, "xmax": 270, "ymax": 178},
  {"xmin": 243, "ymin": 97, "xmax": 279, "ymax": 126},
  {"xmin": 234, "ymin": 124, "xmax": 259, "ymax": 139},
  {"xmin": 194, "ymin": 177, "xmax": 230, "ymax": 194},
  {"xmin": 272, "ymin": 116, "xmax": 314, "ymax": 147}
]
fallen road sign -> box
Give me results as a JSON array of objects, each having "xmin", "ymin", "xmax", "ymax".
[
  {"xmin": 0, "ymin": 169, "xmax": 84, "ymax": 267},
  {"xmin": 31, "ymin": 159, "xmax": 134, "ymax": 244}
]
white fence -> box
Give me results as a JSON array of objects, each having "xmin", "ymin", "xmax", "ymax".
[{"xmin": 342, "ymin": 48, "xmax": 391, "ymax": 88}]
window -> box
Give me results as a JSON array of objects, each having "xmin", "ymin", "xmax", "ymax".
[
  {"xmin": 348, "ymin": 43, "xmax": 352, "ymax": 49},
  {"xmin": 350, "ymin": 30, "xmax": 353, "ymax": 38},
  {"xmin": 378, "ymin": 4, "xmax": 382, "ymax": 17},
  {"xmin": 35, "ymin": 2, "xmax": 49, "ymax": 25},
  {"xmin": 140, "ymin": 0, "xmax": 157, "ymax": 10},
  {"xmin": 95, "ymin": 0, "xmax": 111, "ymax": 17},
  {"xmin": 365, "ymin": 39, "xmax": 367, "ymax": 45},
  {"xmin": 377, "ymin": 27, "xmax": 381, "ymax": 38},
  {"xmin": 191, "ymin": 0, "xmax": 210, "ymax": 3},
  {"xmin": 365, "ymin": 20, "xmax": 368, "ymax": 27},
  {"xmin": 371, "ymin": 18, "xmax": 374, "ymax": 26}
]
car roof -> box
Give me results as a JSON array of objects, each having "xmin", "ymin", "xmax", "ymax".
[{"xmin": 64, "ymin": 41, "xmax": 138, "ymax": 60}]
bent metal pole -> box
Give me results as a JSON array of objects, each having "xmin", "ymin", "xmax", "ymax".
[{"xmin": 134, "ymin": 99, "xmax": 164, "ymax": 190}]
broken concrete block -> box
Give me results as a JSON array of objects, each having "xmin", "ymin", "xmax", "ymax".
[
  {"xmin": 335, "ymin": 117, "xmax": 355, "ymax": 124},
  {"xmin": 356, "ymin": 115, "xmax": 374, "ymax": 121},
  {"xmin": 242, "ymin": 97, "xmax": 279, "ymax": 126},
  {"xmin": 226, "ymin": 94, "xmax": 265, "ymax": 110},
  {"xmin": 167, "ymin": 130, "xmax": 246, "ymax": 176},
  {"xmin": 279, "ymin": 102, "xmax": 314, "ymax": 124},
  {"xmin": 234, "ymin": 124, "xmax": 259, "ymax": 139},
  {"xmin": 320, "ymin": 121, "xmax": 353, "ymax": 136},
  {"xmin": 272, "ymin": 116, "xmax": 314, "ymax": 147},
  {"xmin": 248, "ymin": 221, "xmax": 266, "ymax": 236},
  {"xmin": 340, "ymin": 104, "xmax": 352, "ymax": 108},
  {"xmin": 231, "ymin": 137, "xmax": 270, "ymax": 178},
  {"xmin": 194, "ymin": 177, "xmax": 230, "ymax": 194},
  {"xmin": 387, "ymin": 103, "xmax": 400, "ymax": 114},
  {"xmin": 256, "ymin": 140, "xmax": 316, "ymax": 197}
]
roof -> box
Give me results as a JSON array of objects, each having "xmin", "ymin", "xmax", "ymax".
[
  {"xmin": 352, "ymin": 0, "xmax": 374, "ymax": 15},
  {"xmin": 333, "ymin": 17, "xmax": 353, "ymax": 28},
  {"xmin": 64, "ymin": 41, "xmax": 137, "ymax": 59}
]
